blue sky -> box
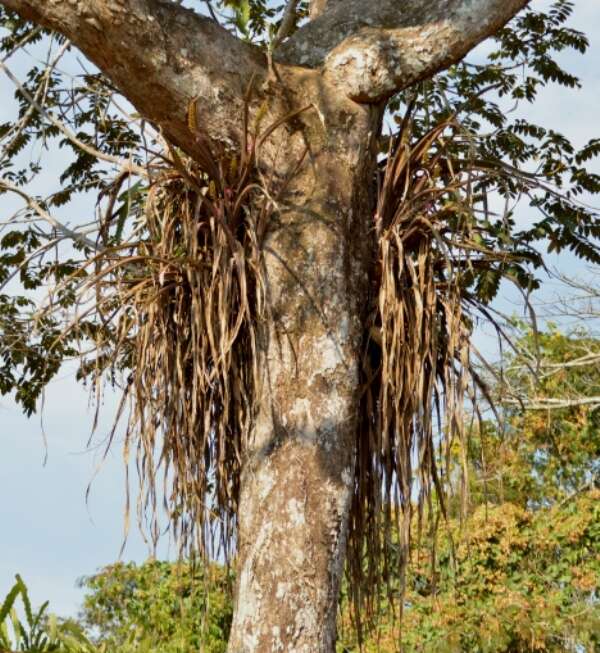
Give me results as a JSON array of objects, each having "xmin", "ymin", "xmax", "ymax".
[{"xmin": 1, "ymin": 0, "xmax": 599, "ymax": 619}]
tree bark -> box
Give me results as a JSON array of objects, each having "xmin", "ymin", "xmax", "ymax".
[
  {"xmin": 227, "ymin": 73, "xmax": 381, "ymax": 651},
  {"xmin": 309, "ymin": 0, "xmax": 344, "ymax": 20},
  {"xmin": 278, "ymin": 0, "xmax": 530, "ymax": 102}
]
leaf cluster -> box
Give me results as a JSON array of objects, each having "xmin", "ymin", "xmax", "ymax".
[
  {"xmin": 0, "ymin": 575, "xmax": 96, "ymax": 653},
  {"xmin": 77, "ymin": 561, "xmax": 232, "ymax": 653},
  {"xmin": 339, "ymin": 326, "xmax": 600, "ymax": 652},
  {"xmin": 389, "ymin": 0, "xmax": 600, "ymax": 306}
]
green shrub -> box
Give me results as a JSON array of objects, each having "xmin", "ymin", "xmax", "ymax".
[{"xmin": 78, "ymin": 561, "xmax": 231, "ymax": 653}]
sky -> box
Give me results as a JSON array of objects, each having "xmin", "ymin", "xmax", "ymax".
[{"xmin": 1, "ymin": 0, "xmax": 599, "ymax": 620}]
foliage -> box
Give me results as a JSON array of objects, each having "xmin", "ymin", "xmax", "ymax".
[
  {"xmin": 71, "ymin": 488, "xmax": 600, "ymax": 653},
  {"xmin": 477, "ymin": 324, "xmax": 600, "ymax": 507},
  {"xmin": 396, "ymin": 493, "xmax": 599, "ymax": 653},
  {"xmin": 0, "ymin": 0, "xmax": 597, "ymax": 423},
  {"xmin": 66, "ymin": 327, "xmax": 600, "ymax": 653},
  {"xmin": 0, "ymin": 567, "xmax": 231, "ymax": 653},
  {"xmin": 218, "ymin": 1, "xmax": 309, "ymax": 44},
  {"xmin": 0, "ymin": 575, "xmax": 96, "ymax": 652},
  {"xmin": 338, "ymin": 326, "xmax": 600, "ymax": 652},
  {"xmin": 348, "ymin": 0, "xmax": 600, "ymax": 620},
  {"xmin": 351, "ymin": 113, "xmax": 474, "ymax": 621},
  {"xmin": 8, "ymin": 323, "xmax": 595, "ymax": 653},
  {"xmin": 390, "ymin": 0, "xmax": 600, "ymax": 301},
  {"xmin": 78, "ymin": 561, "xmax": 232, "ymax": 653},
  {"xmin": 72, "ymin": 141, "xmax": 277, "ymax": 557}
]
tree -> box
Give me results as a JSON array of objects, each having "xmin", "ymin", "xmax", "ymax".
[
  {"xmin": 489, "ymin": 323, "xmax": 600, "ymax": 504},
  {"xmin": 396, "ymin": 325, "xmax": 600, "ymax": 652},
  {"xmin": 78, "ymin": 561, "xmax": 232, "ymax": 653},
  {"xmin": 0, "ymin": 0, "xmax": 599, "ymax": 650}
]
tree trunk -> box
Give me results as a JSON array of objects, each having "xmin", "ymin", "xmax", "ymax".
[{"xmin": 227, "ymin": 82, "xmax": 381, "ymax": 651}]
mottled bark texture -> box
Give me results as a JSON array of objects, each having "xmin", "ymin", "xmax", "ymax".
[
  {"xmin": 227, "ymin": 74, "xmax": 381, "ymax": 651},
  {"xmin": 278, "ymin": 0, "xmax": 530, "ymax": 101},
  {"xmin": 309, "ymin": 0, "xmax": 344, "ymax": 20},
  {"xmin": 0, "ymin": 0, "xmax": 530, "ymax": 650}
]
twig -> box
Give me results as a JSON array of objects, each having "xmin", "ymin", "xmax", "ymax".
[
  {"xmin": 502, "ymin": 396, "xmax": 600, "ymax": 410},
  {"xmin": 0, "ymin": 178, "xmax": 97, "ymax": 249},
  {"xmin": 273, "ymin": 0, "xmax": 300, "ymax": 48},
  {"xmin": 0, "ymin": 56, "xmax": 148, "ymax": 178}
]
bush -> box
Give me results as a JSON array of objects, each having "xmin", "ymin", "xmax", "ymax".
[{"xmin": 78, "ymin": 561, "xmax": 231, "ymax": 653}]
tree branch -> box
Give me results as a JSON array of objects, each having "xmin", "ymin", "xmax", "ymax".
[
  {"xmin": 0, "ymin": 178, "xmax": 97, "ymax": 249},
  {"xmin": 277, "ymin": 0, "xmax": 530, "ymax": 102},
  {"xmin": 0, "ymin": 54, "xmax": 149, "ymax": 178},
  {"xmin": 503, "ymin": 396, "xmax": 600, "ymax": 410},
  {"xmin": 0, "ymin": 0, "xmax": 267, "ymax": 156},
  {"xmin": 273, "ymin": 0, "xmax": 300, "ymax": 47}
]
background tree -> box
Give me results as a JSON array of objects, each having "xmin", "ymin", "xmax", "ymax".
[
  {"xmin": 0, "ymin": 0, "xmax": 599, "ymax": 650},
  {"xmin": 486, "ymin": 323, "xmax": 600, "ymax": 504},
  {"xmin": 72, "ymin": 327, "xmax": 600, "ymax": 653},
  {"xmin": 338, "ymin": 323, "xmax": 600, "ymax": 651},
  {"xmin": 78, "ymin": 561, "xmax": 232, "ymax": 653}
]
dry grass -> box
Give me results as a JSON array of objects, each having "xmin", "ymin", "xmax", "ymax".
[
  {"xmin": 37, "ymin": 99, "xmax": 515, "ymax": 636},
  {"xmin": 48, "ymin": 124, "xmax": 276, "ymax": 559},
  {"xmin": 345, "ymin": 108, "xmax": 505, "ymax": 636}
]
